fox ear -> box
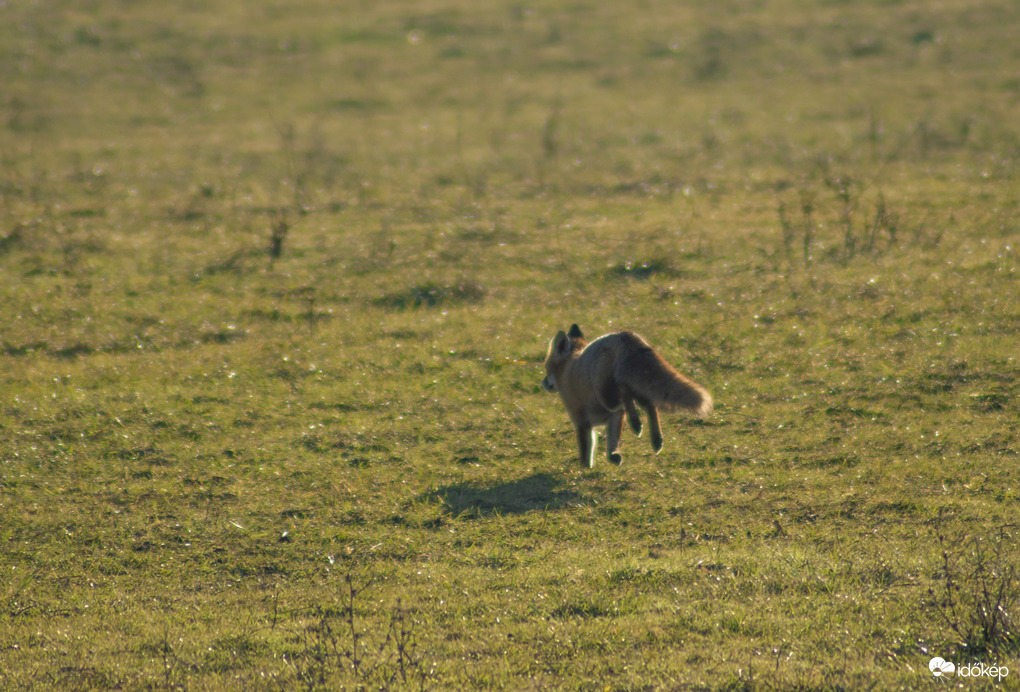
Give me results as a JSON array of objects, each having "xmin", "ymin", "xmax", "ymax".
[
  {"xmin": 567, "ymin": 324, "xmax": 583, "ymax": 339},
  {"xmin": 552, "ymin": 331, "xmax": 571, "ymax": 356}
]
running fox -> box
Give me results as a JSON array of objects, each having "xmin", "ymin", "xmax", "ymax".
[{"xmin": 542, "ymin": 324, "xmax": 712, "ymax": 468}]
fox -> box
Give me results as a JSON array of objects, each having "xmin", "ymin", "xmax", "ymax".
[{"xmin": 542, "ymin": 324, "xmax": 712, "ymax": 468}]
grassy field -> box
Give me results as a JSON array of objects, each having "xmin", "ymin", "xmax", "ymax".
[{"xmin": 2, "ymin": 0, "xmax": 1019, "ymax": 689}]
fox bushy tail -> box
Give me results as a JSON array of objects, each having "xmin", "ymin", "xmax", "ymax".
[{"xmin": 620, "ymin": 347, "xmax": 713, "ymax": 418}]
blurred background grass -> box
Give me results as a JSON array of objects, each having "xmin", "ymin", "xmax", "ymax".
[{"xmin": 1, "ymin": 0, "xmax": 1019, "ymax": 689}]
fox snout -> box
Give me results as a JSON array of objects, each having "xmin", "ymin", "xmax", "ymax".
[{"xmin": 541, "ymin": 375, "xmax": 557, "ymax": 393}]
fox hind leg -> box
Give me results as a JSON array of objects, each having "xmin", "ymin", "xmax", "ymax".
[
  {"xmin": 623, "ymin": 395, "xmax": 642, "ymax": 436},
  {"xmin": 636, "ymin": 397, "xmax": 663, "ymax": 452}
]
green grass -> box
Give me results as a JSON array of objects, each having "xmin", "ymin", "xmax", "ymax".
[{"xmin": 2, "ymin": 0, "xmax": 1019, "ymax": 689}]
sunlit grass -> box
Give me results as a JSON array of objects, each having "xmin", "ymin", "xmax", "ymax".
[{"xmin": 1, "ymin": 0, "xmax": 1019, "ymax": 689}]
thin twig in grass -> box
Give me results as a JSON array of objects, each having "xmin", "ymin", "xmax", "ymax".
[
  {"xmin": 773, "ymin": 119, "xmax": 921, "ymax": 269},
  {"xmin": 268, "ymin": 207, "xmax": 290, "ymax": 263},
  {"xmin": 161, "ymin": 623, "xmax": 180, "ymax": 690},
  {"xmin": 289, "ymin": 286, "xmax": 317, "ymax": 335},
  {"xmin": 928, "ymin": 513, "xmax": 1019, "ymax": 656},
  {"xmin": 289, "ymin": 572, "xmax": 431, "ymax": 690},
  {"xmin": 778, "ymin": 200, "xmax": 796, "ymax": 266},
  {"xmin": 273, "ymin": 118, "xmax": 303, "ymax": 212},
  {"xmin": 799, "ymin": 189, "xmax": 815, "ymax": 266},
  {"xmin": 679, "ymin": 317, "xmax": 742, "ymax": 374},
  {"xmin": 542, "ymin": 99, "xmax": 561, "ymax": 163},
  {"xmin": 537, "ymin": 97, "xmax": 562, "ymax": 188},
  {"xmin": 779, "ymin": 178, "xmax": 902, "ymax": 266},
  {"xmin": 271, "ymin": 587, "xmax": 280, "ymax": 630},
  {"xmin": 826, "ymin": 175, "xmax": 858, "ymax": 263},
  {"xmin": 690, "ymin": 317, "xmax": 739, "ymax": 344},
  {"xmin": 858, "ymin": 116, "xmax": 930, "ymax": 195},
  {"xmin": 866, "ymin": 191, "xmax": 897, "ymax": 252}
]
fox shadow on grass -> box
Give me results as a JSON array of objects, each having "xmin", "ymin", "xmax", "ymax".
[{"xmin": 423, "ymin": 472, "xmax": 584, "ymax": 517}]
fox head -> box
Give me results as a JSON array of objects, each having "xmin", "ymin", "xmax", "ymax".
[{"xmin": 541, "ymin": 324, "xmax": 585, "ymax": 393}]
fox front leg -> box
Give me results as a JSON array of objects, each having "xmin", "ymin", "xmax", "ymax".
[
  {"xmin": 575, "ymin": 422, "xmax": 596, "ymax": 468},
  {"xmin": 606, "ymin": 410, "xmax": 624, "ymax": 465}
]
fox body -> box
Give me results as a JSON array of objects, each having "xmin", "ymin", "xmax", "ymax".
[{"xmin": 542, "ymin": 324, "xmax": 712, "ymax": 468}]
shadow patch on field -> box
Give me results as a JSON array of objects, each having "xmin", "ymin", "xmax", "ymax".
[
  {"xmin": 424, "ymin": 473, "xmax": 581, "ymax": 517},
  {"xmin": 375, "ymin": 279, "xmax": 486, "ymax": 310}
]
